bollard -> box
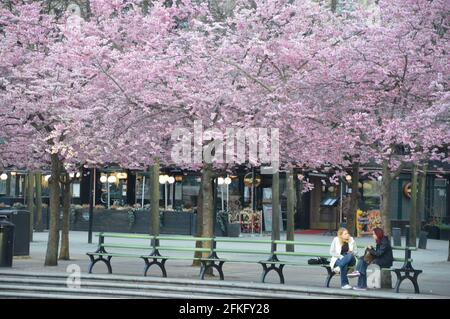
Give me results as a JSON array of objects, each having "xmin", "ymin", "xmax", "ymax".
[
  {"xmin": 392, "ymin": 227, "xmax": 401, "ymax": 247},
  {"xmin": 418, "ymin": 231, "xmax": 428, "ymax": 249}
]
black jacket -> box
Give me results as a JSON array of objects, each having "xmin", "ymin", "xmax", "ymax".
[{"xmin": 369, "ymin": 236, "xmax": 394, "ymax": 268}]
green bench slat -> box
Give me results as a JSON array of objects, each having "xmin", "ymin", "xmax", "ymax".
[
  {"xmin": 215, "ymin": 238, "xmax": 272, "ymax": 244},
  {"xmin": 156, "ymin": 246, "xmax": 210, "ymax": 252},
  {"xmin": 213, "ymin": 249, "xmax": 270, "ymax": 254},
  {"xmin": 87, "ymin": 252, "xmax": 142, "ymax": 258},
  {"xmin": 155, "ymin": 236, "xmax": 213, "ymax": 241},
  {"xmin": 200, "ymin": 258, "xmax": 266, "ymax": 264},
  {"xmin": 141, "ymin": 255, "xmax": 203, "ymax": 261},
  {"xmin": 97, "ymin": 233, "xmax": 153, "ymax": 239},
  {"xmin": 274, "ymin": 251, "xmax": 330, "ymax": 258},
  {"xmin": 101, "ymin": 243, "xmax": 151, "ymax": 250}
]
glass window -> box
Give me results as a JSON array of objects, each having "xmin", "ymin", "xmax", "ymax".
[
  {"xmin": 181, "ymin": 175, "xmax": 200, "ymax": 209},
  {"xmin": 362, "ymin": 180, "xmax": 381, "ymax": 211},
  {"xmin": 0, "ymin": 180, "xmax": 6, "ymax": 195},
  {"xmin": 430, "ymin": 178, "xmax": 448, "ymax": 222}
]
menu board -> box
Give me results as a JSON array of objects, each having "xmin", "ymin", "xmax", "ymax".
[{"xmin": 262, "ymin": 204, "xmax": 283, "ymax": 232}]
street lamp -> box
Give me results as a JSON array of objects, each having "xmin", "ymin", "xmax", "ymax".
[
  {"xmin": 0, "ymin": 173, "xmax": 8, "ymax": 181},
  {"xmin": 100, "ymin": 174, "xmax": 116, "ymax": 209},
  {"xmin": 159, "ymin": 174, "xmax": 171, "ymax": 210},
  {"xmin": 69, "ymin": 172, "xmax": 81, "ymax": 179},
  {"xmin": 224, "ymin": 176, "xmax": 231, "ymax": 213},
  {"xmin": 217, "ymin": 177, "xmax": 225, "ymax": 212},
  {"xmin": 168, "ymin": 176, "xmax": 175, "ymax": 209}
]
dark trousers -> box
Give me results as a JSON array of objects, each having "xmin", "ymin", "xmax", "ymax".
[
  {"xmin": 334, "ymin": 253, "xmax": 356, "ymax": 286},
  {"xmin": 355, "ymin": 256, "xmax": 369, "ymax": 288}
]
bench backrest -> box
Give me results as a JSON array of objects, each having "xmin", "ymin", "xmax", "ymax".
[
  {"xmin": 96, "ymin": 233, "xmax": 415, "ymax": 264},
  {"xmin": 96, "ymin": 233, "xmax": 212, "ymax": 255},
  {"xmin": 209, "ymin": 238, "xmax": 273, "ymax": 260}
]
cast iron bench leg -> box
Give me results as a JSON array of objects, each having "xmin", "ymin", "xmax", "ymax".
[
  {"xmin": 260, "ymin": 263, "xmax": 285, "ymax": 284},
  {"xmin": 411, "ymin": 270, "xmax": 422, "ymax": 294},
  {"xmin": 200, "ymin": 261, "xmax": 225, "ymax": 280},
  {"xmin": 393, "ymin": 269, "xmax": 422, "ymax": 294},
  {"xmin": 199, "ymin": 261, "xmax": 207, "ymax": 280},
  {"xmin": 87, "ymin": 254, "xmax": 112, "ymax": 274},
  {"xmin": 143, "ymin": 257, "xmax": 168, "ymax": 277},
  {"xmin": 324, "ymin": 266, "xmax": 335, "ymax": 288}
]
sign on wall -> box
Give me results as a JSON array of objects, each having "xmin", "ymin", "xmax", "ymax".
[{"xmin": 356, "ymin": 209, "xmax": 382, "ymax": 237}]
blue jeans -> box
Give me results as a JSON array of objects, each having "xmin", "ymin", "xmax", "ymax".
[
  {"xmin": 355, "ymin": 256, "xmax": 369, "ymax": 288},
  {"xmin": 334, "ymin": 253, "xmax": 356, "ymax": 286}
]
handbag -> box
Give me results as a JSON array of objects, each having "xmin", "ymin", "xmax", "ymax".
[
  {"xmin": 308, "ymin": 257, "xmax": 329, "ymax": 265},
  {"xmin": 363, "ymin": 248, "xmax": 374, "ymax": 264}
]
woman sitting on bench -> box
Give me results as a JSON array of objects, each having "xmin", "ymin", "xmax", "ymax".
[
  {"xmin": 349, "ymin": 227, "xmax": 394, "ymax": 291},
  {"xmin": 329, "ymin": 227, "xmax": 358, "ymax": 290}
]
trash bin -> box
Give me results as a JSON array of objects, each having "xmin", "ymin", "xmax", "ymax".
[
  {"xmin": 0, "ymin": 210, "xmax": 30, "ymax": 256},
  {"xmin": 0, "ymin": 215, "xmax": 15, "ymax": 267},
  {"xmin": 418, "ymin": 231, "xmax": 428, "ymax": 249},
  {"xmin": 392, "ymin": 227, "xmax": 402, "ymax": 247}
]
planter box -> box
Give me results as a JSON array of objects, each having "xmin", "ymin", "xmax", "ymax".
[
  {"xmin": 161, "ymin": 211, "xmax": 195, "ymax": 235},
  {"xmin": 424, "ymin": 225, "xmax": 440, "ymax": 240},
  {"xmin": 439, "ymin": 229, "xmax": 450, "ymax": 241},
  {"xmin": 226, "ymin": 223, "xmax": 241, "ymax": 237},
  {"xmin": 69, "ymin": 208, "xmax": 239, "ymax": 237}
]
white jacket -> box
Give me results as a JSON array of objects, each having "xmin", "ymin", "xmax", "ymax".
[{"xmin": 329, "ymin": 236, "xmax": 358, "ymax": 269}]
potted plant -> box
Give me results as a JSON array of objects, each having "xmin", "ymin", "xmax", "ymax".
[
  {"xmin": 424, "ymin": 216, "xmax": 441, "ymax": 240},
  {"xmin": 227, "ymin": 209, "xmax": 241, "ymax": 237},
  {"xmin": 438, "ymin": 224, "xmax": 450, "ymax": 241}
]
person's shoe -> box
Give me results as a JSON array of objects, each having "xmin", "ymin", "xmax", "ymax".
[
  {"xmin": 341, "ymin": 284, "xmax": 353, "ymax": 290},
  {"xmin": 353, "ymin": 286, "xmax": 367, "ymax": 291},
  {"xmin": 347, "ymin": 271, "xmax": 360, "ymax": 278},
  {"xmin": 333, "ymin": 267, "xmax": 340, "ymax": 274}
]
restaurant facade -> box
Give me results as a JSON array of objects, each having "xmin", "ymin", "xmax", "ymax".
[{"xmin": 0, "ymin": 164, "xmax": 449, "ymax": 236}]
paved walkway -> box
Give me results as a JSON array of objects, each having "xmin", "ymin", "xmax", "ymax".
[{"xmin": 10, "ymin": 231, "xmax": 450, "ymax": 297}]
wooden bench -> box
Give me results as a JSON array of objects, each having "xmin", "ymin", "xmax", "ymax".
[
  {"xmin": 141, "ymin": 235, "xmax": 211, "ymax": 277},
  {"xmin": 87, "ymin": 233, "xmax": 422, "ymax": 293},
  {"xmin": 86, "ymin": 232, "xmax": 211, "ymax": 276},
  {"xmin": 323, "ymin": 246, "xmax": 422, "ymax": 293},
  {"xmin": 198, "ymin": 237, "xmax": 273, "ymax": 280},
  {"xmin": 200, "ymin": 239, "xmax": 422, "ymax": 293}
]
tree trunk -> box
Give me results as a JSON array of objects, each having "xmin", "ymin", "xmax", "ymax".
[
  {"xmin": 59, "ymin": 173, "xmax": 71, "ymax": 260},
  {"xmin": 201, "ymin": 164, "xmax": 214, "ymax": 245},
  {"xmin": 199, "ymin": 164, "xmax": 214, "ymax": 275},
  {"xmin": 381, "ymin": 161, "xmax": 393, "ymax": 237},
  {"xmin": 417, "ymin": 164, "xmax": 428, "ymax": 234},
  {"xmin": 409, "ymin": 164, "xmax": 418, "ymax": 247},
  {"xmin": 286, "ymin": 167, "xmax": 295, "ymax": 252},
  {"xmin": 272, "ymin": 170, "xmax": 280, "ymax": 241},
  {"xmin": 348, "ymin": 162, "xmax": 359, "ymax": 237},
  {"xmin": 35, "ymin": 172, "xmax": 44, "ymax": 232},
  {"xmin": 45, "ymin": 154, "xmax": 61, "ymax": 266},
  {"xmin": 193, "ymin": 176, "xmax": 204, "ymax": 267},
  {"xmin": 27, "ymin": 171, "xmax": 35, "ymax": 241},
  {"xmin": 150, "ymin": 161, "xmax": 160, "ymax": 236}
]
